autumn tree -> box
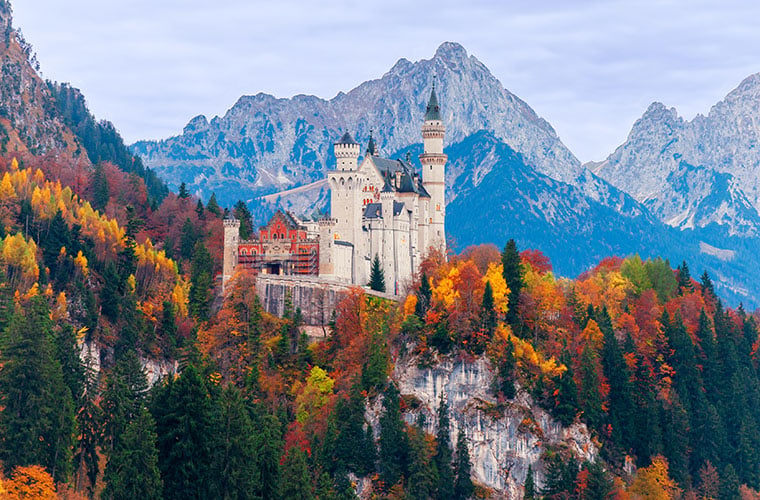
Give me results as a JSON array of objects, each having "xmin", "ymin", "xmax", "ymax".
[
  {"xmin": 628, "ymin": 455, "xmax": 680, "ymax": 500},
  {"xmin": 3, "ymin": 465, "xmax": 57, "ymax": 500}
]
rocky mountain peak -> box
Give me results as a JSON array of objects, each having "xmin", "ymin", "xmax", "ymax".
[{"xmin": 433, "ymin": 41, "xmax": 469, "ymax": 62}]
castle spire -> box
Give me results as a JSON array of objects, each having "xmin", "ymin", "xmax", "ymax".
[
  {"xmin": 366, "ymin": 129, "xmax": 376, "ymax": 156},
  {"xmin": 424, "ymin": 79, "xmax": 441, "ymax": 121}
]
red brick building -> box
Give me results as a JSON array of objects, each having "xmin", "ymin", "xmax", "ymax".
[{"xmin": 237, "ymin": 210, "xmax": 319, "ymax": 275}]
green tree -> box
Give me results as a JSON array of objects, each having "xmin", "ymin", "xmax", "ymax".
[
  {"xmin": 524, "ymin": 464, "xmax": 537, "ymax": 500},
  {"xmin": 178, "ymin": 182, "xmax": 190, "ymax": 199},
  {"xmin": 0, "ymin": 296, "xmax": 76, "ymax": 482},
  {"xmin": 102, "ymin": 407, "xmax": 163, "ymax": 500},
  {"xmin": 233, "ymin": 201, "xmax": 254, "ymax": 240},
  {"xmin": 361, "ymin": 329, "xmax": 389, "ymax": 392},
  {"xmin": 499, "ymin": 336, "xmax": 516, "ymax": 399},
  {"xmin": 279, "ymin": 447, "xmax": 314, "ymax": 500},
  {"xmin": 206, "ymin": 193, "xmax": 222, "ymax": 216},
  {"xmin": 435, "ymin": 395, "xmax": 455, "ymax": 498},
  {"xmin": 481, "ymin": 280, "xmax": 496, "ymax": 337},
  {"xmin": 378, "ymin": 383, "xmax": 409, "ymax": 489},
  {"xmin": 407, "ymin": 421, "xmax": 438, "ymax": 500},
  {"xmin": 454, "ymin": 429, "xmax": 474, "ymax": 500},
  {"xmin": 254, "ymin": 413, "xmax": 282, "ymax": 500},
  {"xmin": 102, "ymin": 350, "xmax": 149, "ymax": 452},
  {"xmin": 720, "ymin": 464, "xmax": 740, "ymax": 500},
  {"xmin": 213, "ymin": 385, "xmax": 259, "ymax": 500},
  {"xmin": 368, "ymin": 254, "xmax": 386, "ymax": 293},
  {"xmin": 92, "ymin": 163, "xmax": 110, "ymax": 210},
  {"xmin": 179, "ymin": 217, "xmax": 199, "ymax": 261},
  {"xmin": 415, "ymin": 272, "xmax": 432, "ymax": 319},
  {"xmin": 189, "ymin": 241, "xmax": 214, "ymax": 321},
  {"xmin": 501, "ymin": 239, "xmax": 523, "ymax": 330}
]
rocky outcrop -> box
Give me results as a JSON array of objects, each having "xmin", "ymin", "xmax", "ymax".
[{"xmin": 393, "ymin": 354, "xmax": 597, "ymax": 499}]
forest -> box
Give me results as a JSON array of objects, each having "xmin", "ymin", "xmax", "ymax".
[{"xmin": 0, "ymin": 149, "xmax": 760, "ymax": 500}]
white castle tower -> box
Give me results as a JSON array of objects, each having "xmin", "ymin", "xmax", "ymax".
[
  {"xmin": 222, "ymin": 217, "xmax": 240, "ymax": 290},
  {"xmin": 327, "ymin": 132, "xmax": 366, "ymax": 284},
  {"xmin": 420, "ymin": 83, "xmax": 447, "ymax": 254}
]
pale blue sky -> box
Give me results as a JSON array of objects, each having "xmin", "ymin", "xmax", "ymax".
[{"xmin": 12, "ymin": 0, "xmax": 760, "ymax": 162}]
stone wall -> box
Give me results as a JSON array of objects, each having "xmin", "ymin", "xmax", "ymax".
[{"xmin": 255, "ymin": 274, "xmax": 399, "ymax": 325}]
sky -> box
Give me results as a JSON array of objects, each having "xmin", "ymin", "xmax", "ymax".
[{"xmin": 12, "ymin": 0, "xmax": 760, "ymax": 162}]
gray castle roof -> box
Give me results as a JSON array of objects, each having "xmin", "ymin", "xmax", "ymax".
[
  {"xmin": 336, "ymin": 131, "xmax": 358, "ymax": 145},
  {"xmin": 425, "ymin": 86, "xmax": 441, "ymax": 121}
]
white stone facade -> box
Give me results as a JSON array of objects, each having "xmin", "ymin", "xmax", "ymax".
[{"xmin": 320, "ymin": 86, "xmax": 447, "ymax": 294}]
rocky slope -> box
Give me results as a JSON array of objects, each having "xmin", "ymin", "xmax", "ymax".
[
  {"xmin": 393, "ymin": 354, "xmax": 597, "ymax": 498},
  {"xmin": 594, "ymin": 74, "xmax": 760, "ymax": 236},
  {"xmin": 132, "ymin": 42, "xmax": 587, "ymax": 206}
]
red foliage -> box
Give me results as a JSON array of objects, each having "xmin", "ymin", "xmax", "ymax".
[{"xmin": 521, "ymin": 249, "xmax": 553, "ymax": 273}]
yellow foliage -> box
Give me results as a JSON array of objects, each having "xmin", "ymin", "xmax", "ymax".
[
  {"xmin": 10, "ymin": 157, "xmax": 18, "ymax": 171},
  {"xmin": 2, "ymin": 465, "xmax": 56, "ymax": 500},
  {"xmin": 74, "ymin": 250, "xmax": 89, "ymax": 278},
  {"xmin": 127, "ymin": 274, "xmax": 136, "ymax": 294},
  {"xmin": 23, "ymin": 283, "xmax": 39, "ymax": 300},
  {"xmin": 433, "ymin": 265, "xmax": 460, "ymax": 308},
  {"xmin": 482, "ymin": 262, "xmax": 510, "ymax": 315},
  {"xmin": 171, "ymin": 281, "xmax": 190, "ymax": 318},
  {"xmin": 0, "ymin": 172, "xmax": 15, "ymax": 198},
  {"xmin": 52, "ymin": 292, "xmax": 67, "ymax": 321},
  {"xmin": 403, "ymin": 294, "xmax": 417, "ymax": 317},
  {"xmin": 1, "ymin": 232, "xmax": 39, "ymax": 281},
  {"xmin": 295, "ymin": 366, "xmax": 335, "ymax": 424},
  {"xmin": 497, "ymin": 325, "xmax": 566, "ymax": 378},
  {"xmin": 628, "ymin": 455, "xmax": 680, "ymax": 500}
]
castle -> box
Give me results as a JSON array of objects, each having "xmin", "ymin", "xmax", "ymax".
[{"xmin": 223, "ymin": 85, "xmax": 447, "ymax": 294}]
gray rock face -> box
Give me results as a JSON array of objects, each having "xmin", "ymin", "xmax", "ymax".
[
  {"xmin": 394, "ymin": 354, "xmax": 596, "ymax": 498},
  {"xmin": 595, "ymin": 74, "xmax": 760, "ymax": 235},
  {"xmin": 131, "ymin": 42, "xmax": 583, "ymax": 206}
]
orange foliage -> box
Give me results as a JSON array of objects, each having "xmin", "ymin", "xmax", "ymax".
[
  {"xmin": 628, "ymin": 455, "xmax": 680, "ymax": 499},
  {"xmin": 2, "ymin": 465, "xmax": 56, "ymax": 499}
]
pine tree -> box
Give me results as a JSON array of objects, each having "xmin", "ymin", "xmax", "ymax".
[
  {"xmin": 721, "ymin": 464, "xmax": 741, "ymax": 500},
  {"xmin": 151, "ymin": 364, "xmax": 216, "ymax": 499},
  {"xmin": 700, "ymin": 270, "xmax": 715, "ymax": 299},
  {"xmin": 206, "ymin": 193, "xmax": 222, "ymax": 216},
  {"xmin": 0, "ymin": 296, "xmax": 76, "ymax": 482},
  {"xmin": 195, "ymin": 199, "xmax": 205, "ymax": 219},
  {"xmin": 102, "ymin": 350, "xmax": 149, "ymax": 452},
  {"xmin": 435, "ymin": 395, "xmax": 455, "ymax": 498},
  {"xmin": 189, "ymin": 241, "xmax": 213, "ymax": 321},
  {"xmin": 179, "ymin": 217, "xmax": 198, "ymax": 261},
  {"xmin": 233, "ymin": 200, "xmax": 254, "ymax": 239},
  {"xmin": 407, "ymin": 422, "xmax": 438, "ymax": 500},
  {"xmin": 378, "ymin": 383, "xmax": 409, "ymax": 489},
  {"xmin": 481, "ymin": 280, "xmax": 496, "ymax": 337},
  {"xmin": 584, "ymin": 461, "xmax": 614, "ymax": 500},
  {"xmin": 102, "ymin": 407, "xmax": 163, "ymax": 500},
  {"xmin": 213, "ymin": 385, "xmax": 259, "ymax": 500},
  {"xmin": 499, "ymin": 336, "xmax": 517, "ymax": 399},
  {"xmin": 599, "ymin": 308, "xmax": 635, "ymax": 454},
  {"xmin": 254, "ymin": 413, "xmax": 282, "ymax": 500},
  {"xmin": 361, "ymin": 329, "xmax": 389, "ymax": 392},
  {"xmin": 100, "ymin": 262, "xmax": 121, "ymax": 321},
  {"xmin": 677, "ymin": 260, "xmax": 693, "ymax": 295},
  {"xmin": 92, "ymin": 163, "xmax": 110, "ymax": 210},
  {"xmin": 524, "ymin": 464, "xmax": 537, "ymax": 500},
  {"xmin": 279, "ymin": 447, "xmax": 314, "ymax": 500},
  {"xmin": 454, "ymin": 429, "xmax": 474, "ymax": 500},
  {"xmin": 178, "ymin": 182, "xmax": 190, "ymax": 199},
  {"xmin": 415, "ymin": 272, "xmax": 432, "ymax": 319},
  {"xmin": 501, "ymin": 239, "xmax": 523, "ymax": 330},
  {"xmin": 369, "ymin": 254, "xmax": 386, "ymax": 293}
]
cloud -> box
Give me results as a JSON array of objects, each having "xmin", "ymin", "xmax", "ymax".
[{"xmin": 11, "ymin": 0, "xmax": 760, "ymax": 161}]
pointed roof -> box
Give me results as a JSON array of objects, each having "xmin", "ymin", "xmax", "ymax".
[
  {"xmin": 366, "ymin": 130, "xmax": 376, "ymax": 156},
  {"xmin": 336, "ymin": 131, "xmax": 358, "ymax": 145},
  {"xmin": 424, "ymin": 83, "xmax": 441, "ymax": 121}
]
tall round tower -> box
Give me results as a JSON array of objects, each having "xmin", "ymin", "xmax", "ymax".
[
  {"xmin": 420, "ymin": 83, "xmax": 447, "ymax": 255},
  {"xmin": 334, "ymin": 131, "xmax": 360, "ymax": 171},
  {"xmin": 222, "ymin": 217, "xmax": 241, "ymax": 291}
]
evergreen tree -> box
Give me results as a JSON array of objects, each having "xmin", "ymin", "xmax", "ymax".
[
  {"xmin": 206, "ymin": 193, "xmax": 222, "ymax": 216},
  {"xmin": 700, "ymin": 270, "xmax": 715, "ymax": 299},
  {"xmin": 92, "ymin": 163, "xmax": 110, "ymax": 210},
  {"xmin": 584, "ymin": 461, "xmax": 614, "ymax": 500},
  {"xmin": 720, "ymin": 464, "xmax": 741, "ymax": 500},
  {"xmin": 577, "ymin": 342, "xmax": 604, "ymax": 431},
  {"xmin": 542, "ymin": 452, "xmax": 579, "ymax": 498},
  {"xmin": 499, "ymin": 336, "xmax": 517, "ymax": 399},
  {"xmin": 100, "ymin": 262, "xmax": 121, "ymax": 321},
  {"xmin": 454, "ymin": 429, "xmax": 474, "ymax": 500},
  {"xmin": 151, "ymin": 364, "xmax": 216, "ymax": 499},
  {"xmin": 435, "ymin": 395, "xmax": 455, "ymax": 498},
  {"xmin": 501, "ymin": 239, "xmax": 523, "ymax": 330},
  {"xmin": 0, "ymin": 296, "xmax": 76, "ymax": 482},
  {"xmin": 189, "ymin": 241, "xmax": 214, "ymax": 321},
  {"xmin": 677, "ymin": 260, "xmax": 693, "ymax": 294},
  {"xmin": 160, "ymin": 301, "xmax": 179, "ymax": 354},
  {"xmin": 213, "ymin": 385, "xmax": 259, "ymax": 500},
  {"xmin": 361, "ymin": 329, "xmax": 389, "ymax": 392},
  {"xmin": 254, "ymin": 413, "xmax": 282, "ymax": 500},
  {"xmin": 481, "ymin": 280, "xmax": 496, "ymax": 337},
  {"xmin": 43, "ymin": 210, "xmax": 72, "ymax": 281},
  {"xmin": 378, "ymin": 383, "xmax": 409, "ymax": 489},
  {"xmin": 551, "ymin": 354, "xmax": 579, "ymax": 426},
  {"xmin": 102, "ymin": 407, "xmax": 163, "ymax": 500},
  {"xmin": 368, "ymin": 254, "xmax": 386, "ymax": 293},
  {"xmin": 179, "ymin": 217, "xmax": 198, "ymax": 261},
  {"xmin": 407, "ymin": 422, "xmax": 438, "ymax": 500},
  {"xmin": 233, "ymin": 201, "xmax": 254, "ymax": 240},
  {"xmin": 599, "ymin": 308, "xmax": 635, "ymax": 454},
  {"xmin": 102, "ymin": 350, "xmax": 149, "ymax": 452},
  {"xmin": 0, "ymin": 268, "xmax": 12, "ymax": 333},
  {"xmin": 279, "ymin": 447, "xmax": 314, "ymax": 500},
  {"xmin": 178, "ymin": 182, "xmax": 190, "ymax": 199},
  {"xmin": 195, "ymin": 199, "xmax": 205, "ymax": 219},
  {"xmin": 415, "ymin": 272, "xmax": 432, "ymax": 319},
  {"xmin": 524, "ymin": 464, "xmax": 537, "ymax": 500}
]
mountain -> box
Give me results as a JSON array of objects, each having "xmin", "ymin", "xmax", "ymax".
[
  {"xmin": 594, "ymin": 74, "xmax": 760, "ymax": 236},
  {"xmin": 132, "ymin": 42, "xmax": 585, "ymax": 206}
]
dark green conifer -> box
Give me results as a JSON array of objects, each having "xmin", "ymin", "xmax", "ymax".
[
  {"xmin": 279, "ymin": 447, "xmax": 314, "ymax": 500},
  {"xmin": 206, "ymin": 193, "xmax": 222, "ymax": 216},
  {"xmin": 178, "ymin": 182, "xmax": 190, "ymax": 199},
  {"xmin": 213, "ymin": 384, "xmax": 259, "ymax": 499},
  {"xmin": 179, "ymin": 217, "xmax": 198, "ymax": 261},
  {"xmin": 524, "ymin": 464, "xmax": 536, "ymax": 500},
  {"xmin": 254, "ymin": 414, "xmax": 282, "ymax": 499},
  {"xmin": 102, "ymin": 407, "xmax": 163, "ymax": 500},
  {"xmin": 415, "ymin": 272, "xmax": 432, "ymax": 319},
  {"xmin": 435, "ymin": 395, "xmax": 455, "ymax": 498},
  {"xmin": 501, "ymin": 239, "xmax": 523, "ymax": 330},
  {"xmin": 189, "ymin": 241, "xmax": 213, "ymax": 321},
  {"xmin": 92, "ymin": 163, "xmax": 110, "ymax": 210},
  {"xmin": 453, "ymin": 429, "xmax": 474, "ymax": 500},
  {"xmin": 481, "ymin": 280, "xmax": 496, "ymax": 337},
  {"xmin": 233, "ymin": 200, "xmax": 254, "ymax": 239},
  {"xmin": 378, "ymin": 383, "xmax": 409, "ymax": 489},
  {"xmin": 369, "ymin": 254, "xmax": 386, "ymax": 293}
]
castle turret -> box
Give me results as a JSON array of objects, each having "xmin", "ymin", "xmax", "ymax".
[
  {"xmin": 420, "ymin": 83, "xmax": 447, "ymax": 255},
  {"xmin": 222, "ymin": 217, "xmax": 241, "ymax": 291},
  {"xmin": 334, "ymin": 131, "xmax": 360, "ymax": 171}
]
